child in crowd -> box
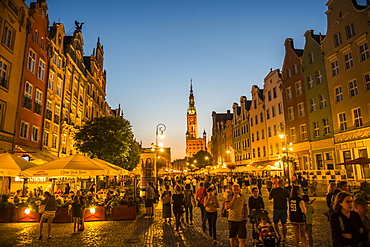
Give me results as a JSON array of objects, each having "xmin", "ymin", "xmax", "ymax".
[
  {"xmin": 258, "ymin": 217, "xmax": 271, "ymax": 238},
  {"xmin": 303, "ymin": 195, "xmax": 314, "ymax": 247},
  {"xmin": 71, "ymin": 196, "xmax": 82, "ymax": 234}
]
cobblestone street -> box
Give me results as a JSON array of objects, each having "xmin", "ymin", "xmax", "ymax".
[{"xmin": 0, "ymin": 188, "xmax": 332, "ymax": 247}]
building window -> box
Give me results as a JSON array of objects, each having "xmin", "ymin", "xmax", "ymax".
[
  {"xmin": 40, "ymin": 37, "xmax": 45, "ymax": 49},
  {"xmin": 335, "ymin": 86, "xmax": 344, "ymax": 102},
  {"xmin": 261, "ymin": 129, "xmax": 265, "ymax": 139},
  {"xmin": 270, "ymin": 145, "xmax": 273, "ymax": 155},
  {"xmin": 273, "ymin": 87, "xmax": 277, "ymax": 98},
  {"xmin": 266, "ymin": 109, "xmax": 270, "ymax": 120},
  {"xmin": 353, "ymin": 107, "xmax": 363, "ymax": 128},
  {"xmin": 334, "ymin": 32, "xmax": 342, "ymax": 47},
  {"xmin": 23, "ymin": 82, "xmax": 33, "ymax": 110},
  {"xmin": 256, "ymin": 131, "xmax": 260, "ymax": 141},
  {"xmin": 274, "ymin": 125, "xmax": 277, "ymax": 136},
  {"xmin": 38, "ymin": 59, "xmax": 46, "ymax": 81},
  {"xmin": 296, "ymin": 81, "xmax": 302, "ymax": 95},
  {"xmin": 331, "ymin": 60, "xmax": 339, "ymax": 76},
  {"xmin": 2, "ymin": 22, "xmax": 15, "ymax": 50},
  {"xmin": 287, "ymin": 69, "xmax": 291, "ymax": 79},
  {"xmin": 48, "ymin": 71, "xmax": 55, "ymax": 90},
  {"xmin": 27, "ymin": 49, "xmax": 36, "ymax": 73},
  {"xmin": 31, "ymin": 126, "xmax": 39, "ymax": 142},
  {"xmin": 288, "ymin": 107, "xmax": 294, "ymax": 121},
  {"xmin": 278, "ymin": 103, "xmax": 283, "ymax": 114},
  {"xmin": 309, "ymin": 51, "xmax": 314, "ymax": 64},
  {"xmin": 316, "ymin": 69, "xmax": 323, "ymax": 84},
  {"xmin": 293, "ymin": 64, "xmax": 298, "ymax": 74},
  {"xmin": 0, "ymin": 101, "xmax": 5, "ymax": 130},
  {"xmin": 257, "ymin": 147, "xmax": 261, "ymax": 157},
  {"xmin": 338, "ymin": 112, "xmax": 347, "ymax": 131},
  {"xmin": 34, "ymin": 89, "xmax": 42, "ymax": 115},
  {"xmin": 255, "ymin": 115, "xmax": 258, "ymax": 125},
  {"xmin": 20, "ymin": 121, "xmax": 29, "ymax": 139},
  {"xmin": 290, "ymin": 128, "xmax": 296, "ymax": 142},
  {"xmin": 346, "ymin": 23, "xmax": 355, "ymax": 39},
  {"xmin": 268, "ymin": 127, "xmax": 271, "ymax": 137},
  {"xmin": 56, "ymin": 78, "xmax": 63, "ymax": 96},
  {"xmin": 276, "ymin": 143, "xmax": 279, "ymax": 155},
  {"xmin": 268, "ymin": 91, "xmax": 272, "ymax": 101},
  {"xmin": 323, "ymin": 118, "xmax": 330, "ymax": 135},
  {"xmin": 365, "ymin": 73, "xmax": 370, "ymax": 92},
  {"xmin": 344, "ymin": 52, "xmax": 354, "ymax": 69},
  {"xmin": 54, "ymin": 105, "xmax": 60, "ymax": 124},
  {"xmin": 349, "ymin": 79, "xmax": 358, "ymax": 97},
  {"xmin": 251, "ymin": 133, "xmax": 254, "ymax": 142},
  {"xmin": 300, "ymin": 124, "xmax": 307, "ymax": 141},
  {"xmin": 359, "ymin": 42, "xmax": 370, "ymax": 62},
  {"xmin": 33, "ymin": 30, "xmax": 38, "ymax": 43},
  {"xmin": 320, "ymin": 94, "xmax": 327, "ymax": 109},
  {"xmin": 263, "ymin": 146, "xmax": 266, "ymax": 157},
  {"xmin": 310, "ymin": 98, "xmax": 317, "ymax": 112},
  {"xmin": 271, "ymin": 106, "xmax": 276, "ymax": 117},
  {"xmin": 298, "ymin": 102, "xmax": 305, "ymax": 117},
  {"xmin": 307, "ymin": 75, "xmax": 314, "ymax": 89},
  {"xmin": 43, "ymin": 131, "xmax": 49, "ymax": 146},
  {"xmin": 286, "ymin": 87, "xmax": 292, "ymax": 100},
  {"xmin": 260, "ymin": 112, "xmax": 264, "ymax": 122},
  {"xmin": 313, "ymin": 121, "xmax": 320, "ymax": 137},
  {"xmin": 52, "ymin": 134, "xmax": 58, "ymax": 148},
  {"xmin": 45, "ymin": 100, "xmax": 52, "ymax": 121},
  {"xmin": 0, "ymin": 59, "xmax": 9, "ymax": 89},
  {"xmin": 250, "ymin": 117, "xmax": 253, "ymax": 126}
]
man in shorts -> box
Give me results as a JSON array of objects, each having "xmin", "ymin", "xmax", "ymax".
[
  {"xmin": 145, "ymin": 182, "xmax": 155, "ymax": 218},
  {"xmin": 269, "ymin": 179, "xmax": 290, "ymax": 243},
  {"xmin": 225, "ymin": 184, "xmax": 248, "ymax": 247}
]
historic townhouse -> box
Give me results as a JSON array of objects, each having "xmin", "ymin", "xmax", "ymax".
[
  {"xmin": 210, "ymin": 110, "xmax": 232, "ymax": 166},
  {"xmin": 0, "ymin": 0, "xmax": 28, "ymax": 153},
  {"xmin": 238, "ymin": 96, "xmax": 252, "ymax": 164},
  {"xmin": 302, "ymin": 30, "xmax": 335, "ymax": 171},
  {"xmin": 231, "ymin": 102, "xmax": 242, "ymax": 164},
  {"xmin": 15, "ymin": 1, "xmax": 49, "ymax": 153},
  {"xmin": 322, "ymin": 0, "xmax": 370, "ymax": 180},
  {"xmin": 42, "ymin": 22, "xmax": 66, "ymax": 157},
  {"xmin": 263, "ymin": 69, "xmax": 285, "ymax": 168},
  {"xmin": 281, "ymin": 38, "xmax": 310, "ymax": 173}
]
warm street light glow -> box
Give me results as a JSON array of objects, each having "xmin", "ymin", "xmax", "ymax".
[
  {"xmin": 278, "ymin": 134, "xmax": 285, "ymax": 139},
  {"xmin": 205, "ymin": 156, "xmax": 209, "ymax": 160},
  {"xmin": 194, "ymin": 160, "xmax": 197, "ymax": 163},
  {"xmin": 25, "ymin": 208, "xmax": 31, "ymax": 214},
  {"xmin": 90, "ymin": 207, "xmax": 96, "ymax": 214},
  {"xmin": 226, "ymin": 150, "xmax": 231, "ymax": 154},
  {"xmin": 159, "ymin": 132, "xmax": 165, "ymax": 139}
]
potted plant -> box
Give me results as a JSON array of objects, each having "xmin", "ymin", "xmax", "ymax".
[
  {"xmin": 84, "ymin": 200, "xmax": 106, "ymax": 221},
  {"xmin": 110, "ymin": 188, "xmax": 139, "ymax": 220},
  {"xmin": 0, "ymin": 195, "xmax": 14, "ymax": 223},
  {"xmin": 53, "ymin": 199, "xmax": 72, "ymax": 223}
]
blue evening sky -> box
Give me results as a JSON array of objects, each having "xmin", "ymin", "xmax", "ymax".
[{"xmin": 37, "ymin": 0, "xmax": 335, "ymax": 160}]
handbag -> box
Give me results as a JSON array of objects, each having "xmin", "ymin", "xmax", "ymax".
[
  {"xmin": 39, "ymin": 197, "xmax": 49, "ymax": 214},
  {"xmin": 222, "ymin": 208, "xmax": 228, "ymax": 217}
]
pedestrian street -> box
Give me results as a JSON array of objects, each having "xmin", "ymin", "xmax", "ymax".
[{"xmin": 0, "ymin": 187, "xmax": 333, "ymax": 247}]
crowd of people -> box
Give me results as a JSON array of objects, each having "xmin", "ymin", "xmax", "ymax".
[{"xmin": 146, "ymin": 173, "xmax": 370, "ymax": 247}]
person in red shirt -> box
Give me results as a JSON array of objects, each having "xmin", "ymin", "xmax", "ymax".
[{"xmin": 196, "ymin": 182, "xmax": 207, "ymax": 232}]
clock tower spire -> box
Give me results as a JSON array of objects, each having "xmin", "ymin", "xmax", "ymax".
[{"xmin": 187, "ymin": 79, "xmax": 198, "ymax": 139}]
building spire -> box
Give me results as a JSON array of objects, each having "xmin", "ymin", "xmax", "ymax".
[{"xmin": 188, "ymin": 79, "xmax": 196, "ymax": 115}]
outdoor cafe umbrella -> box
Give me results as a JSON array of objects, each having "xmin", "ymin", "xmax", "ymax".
[
  {"xmin": 338, "ymin": 157, "xmax": 370, "ymax": 181},
  {"xmin": 92, "ymin": 158, "xmax": 130, "ymax": 176},
  {"xmin": 23, "ymin": 153, "xmax": 106, "ymax": 178}
]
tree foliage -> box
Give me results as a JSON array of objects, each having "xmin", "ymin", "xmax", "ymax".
[
  {"xmin": 188, "ymin": 150, "xmax": 213, "ymax": 169},
  {"xmin": 74, "ymin": 116, "xmax": 139, "ymax": 170}
]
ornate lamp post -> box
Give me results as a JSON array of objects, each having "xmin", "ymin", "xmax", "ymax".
[{"xmin": 155, "ymin": 123, "xmax": 166, "ymax": 185}]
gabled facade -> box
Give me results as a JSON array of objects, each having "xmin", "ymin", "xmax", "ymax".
[
  {"xmin": 210, "ymin": 110, "xmax": 232, "ymax": 166},
  {"xmin": 322, "ymin": 0, "xmax": 370, "ymax": 180},
  {"xmin": 0, "ymin": 0, "xmax": 28, "ymax": 153},
  {"xmin": 302, "ymin": 30, "xmax": 335, "ymax": 171}
]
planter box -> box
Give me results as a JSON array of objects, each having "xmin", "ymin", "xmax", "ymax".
[
  {"xmin": 0, "ymin": 207, "xmax": 14, "ymax": 223},
  {"xmin": 111, "ymin": 205, "xmax": 136, "ymax": 220},
  {"xmin": 84, "ymin": 206, "xmax": 106, "ymax": 221},
  {"xmin": 53, "ymin": 207, "xmax": 72, "ymax": 223},
  {"xmin": 15, "ymin": 207, "xmax": 39, "ymax": 222}
]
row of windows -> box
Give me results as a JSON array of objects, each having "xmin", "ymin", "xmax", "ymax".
[
  {"xmin": 338, "ymin": 107, "xmax": 363, "ymax": 131},
  {"xmin": 27, "ymin": 49, "xmax": 46, "ymax": 81},
  {"xmin": 307, "ymin": 69, "xmax": 324, "ymax": 89},
  {"xmin": 0, "ymin": 58, "xmax": 10, "ymax": 90},
  {"xmin": 333, "ymin": 23, "xmax": 356, "ymax": 47},
  {"xmin": 310, "ymin": 94, "xmax": 327, "ymax": 112},
  {"xmin": 23, "ymin": 81, "xmax": 43, "ymax": 115},
  {"xmin": 20, "ymin": 121, "xmax": 39, "ymax": 142},
  {"xmin": 334, "ymin": 74, "xmax": 370, "ymax": 102}
]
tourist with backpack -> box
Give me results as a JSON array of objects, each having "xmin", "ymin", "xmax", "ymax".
[{"xmin": 161, "ymin": 185, "xmax": 172, "ymax": 223}]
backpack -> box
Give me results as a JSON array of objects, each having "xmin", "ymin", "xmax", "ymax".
[{"xmin": 162, "ymin": 191, "xmax": 171, "ymax": 205}]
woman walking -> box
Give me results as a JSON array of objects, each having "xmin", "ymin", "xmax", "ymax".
[
  {"xmin": 38, "ymin": 191, "xmax": 57, "ymax": 240},
  {"xmin": 71, "ymin": 195, "xmax": 82, "ymax": 234},
  {"xmin": 330, "ymin": 192, "xmax": 367, "ymax": 247},
  {"xmin": 161, "ymin": 185, "xmax": 172, "ymax": 223},
  {"xmin": 289, "ymin": 186, "xmax": 307, "ymax": 247},
  {"xmin": 204, "ymin": 187, "xmax": 219, "ymax": 243},
  {"xmin": 184, "ymin": 183, "xmax": 195, "ymax": 226},
  {"xmin": 172, "ymin": 185, "xmax": 184, "ymax": 237}
]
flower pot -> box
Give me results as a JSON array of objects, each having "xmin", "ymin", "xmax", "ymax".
[
  {"xmin": 0, "ymin": 207, "xmax": 14, "ymax": 223},
  {"xmin": 111, "ymin": 205, "xmax": 137, "ymax": 220},
  {"xmin": 84, "ymin": 206, "xmax": 106, "ymax": 221},
  {"xmin": 15, "ymin": 207, "xmax": 40, "ymax": 222},
  {"xmin": 53, "ymin": 207, "xmax": 72, "ymax": 223}
]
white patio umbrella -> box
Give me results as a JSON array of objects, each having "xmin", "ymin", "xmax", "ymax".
[
  {"xmin": 0, "ymin": 152, "xmax": 37, "ymax": 177},
  {"xmin": 92, "ymin": 158, "xmax": 130, "ymax": 176}
]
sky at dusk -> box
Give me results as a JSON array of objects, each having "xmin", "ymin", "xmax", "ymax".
[{"xmin": 34, "ymin": 0, "xmax": 335, "ymax": 160}]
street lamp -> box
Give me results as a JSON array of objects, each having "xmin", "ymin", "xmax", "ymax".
[
  {"xmin": 155, "ymin": 123, "xmax": 166, "ymax": 185},
  {"xmin": 278, "ymin": 123, "xmax": 294, "ymax": 187}
]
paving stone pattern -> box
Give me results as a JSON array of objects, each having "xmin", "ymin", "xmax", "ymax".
[{"xmin": 0, "ymin": 187, "xmax": 333, "ymax": 247}]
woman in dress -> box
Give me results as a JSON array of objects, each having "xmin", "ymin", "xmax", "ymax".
[
  {"xmin": 38, "ymin": 191, "xmax": 57, "ymax": 240},
  {"xmin": 204, "ymin": 187, "xmax": 219, "ymax": 243},
  {"xmin": 172, "ymin": 185, "xmax": 184, "ymax": 237},
  {"xmin": 183, "ymin": 183, "xmax": 195, "ymax": 226},
  {"xmin": 330, "ymin": 192, "xmax": 367, "ymax": 247},
  {"xmin": 76, "ymin": 190, "xmax": 86, "ymax": 231},
  {"xmin": 289, "ymin": 186, "xmax": 307, "ymax": 247},
  {"xmin": 161, "ymin": 185, "xmax": 172, "ymax": 223},
  {"xmin": 71, "ymin": 195, "xmax": 82, "ymax": 234}
]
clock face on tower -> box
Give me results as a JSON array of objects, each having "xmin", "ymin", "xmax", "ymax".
[{"xmin": 189, "ymin": 117, "xmax": 195, "ymax": 124}]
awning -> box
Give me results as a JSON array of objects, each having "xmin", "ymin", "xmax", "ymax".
[{"xmin": 14, "ymin": 145, "xmax": 59, "ymax": 164}]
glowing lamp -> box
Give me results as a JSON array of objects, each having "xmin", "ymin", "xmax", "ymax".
[
  {"xmin": 90, "ymin": 208, "xmax": 96, "ymax": 214},
  {"xmin": 25, "ymin": 208, "xmax": 31, "ymax": 214}
]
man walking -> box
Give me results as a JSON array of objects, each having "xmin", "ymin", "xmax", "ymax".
[
  {"xmin": 196, "ymin": 182, "xmax": 207, "ymax": 232},
  {"xmin": 269, "ymin": 179, "xmax": 290, "ymax": 243},
  {"xmin": 225, "ymin": 184, "xmax": 248, "ymax": 247},
  {"xmin": 145, "ymin": 182, "xmax": 155, "ymax": 218}
]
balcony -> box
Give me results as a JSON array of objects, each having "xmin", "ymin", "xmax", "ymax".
[
  {"xmin": 34, "ymin": 102, "xmax": 42, "ymax": 115},
  {"xmin": 22, "ymin": 96, "xmax": 32, "ymax": 110},
  {"xmin": 0, "ymin": 77, "xmax": 8, "ymax": 89}
]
